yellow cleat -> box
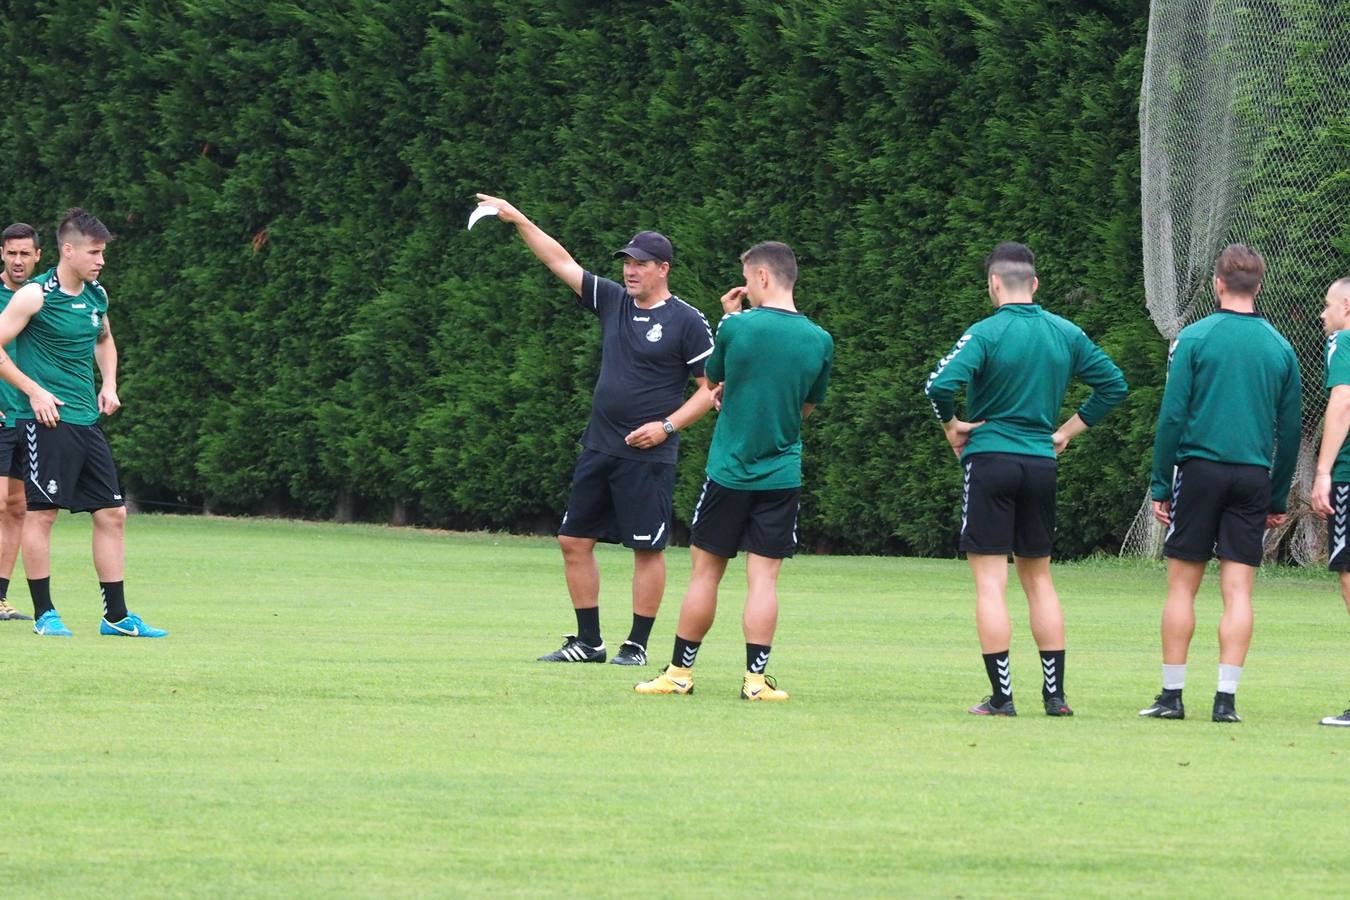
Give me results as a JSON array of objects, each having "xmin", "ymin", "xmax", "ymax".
[
  {"xmin": 634, "ymin": 665, "xmax": 694, "ymax": 695},
  {"xmin": 741, "ymin": 672, "xmax": 789, "ymax": 702}
]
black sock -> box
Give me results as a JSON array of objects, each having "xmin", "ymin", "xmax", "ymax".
[
  {"xmin": 0, "ymin": 576, "xmax": 9, "ymax": 599},
  {"xmin": 626, "ymin": 614, "xmax": 655, "ymax": 649},
  {"xmin": 672, "ymin": 635, "xmax": 701, "ymax": 669},
  {"xmin": 574, "ymin": 606, "xmax": 601, "ymax": 647},
  {"xmin": 28, "ymin": 577, "xmax": 53, "ymax": 618},
  {"xmin": 100, "ymin": 582, "xmax": 128, "ymax": 622},
  {"xmin": 1040, "ymin": 649, "xmax": 1065, "ymax": 699},
  {"xmin": 747, "ymin": 643, "xmax": 772, "ymax": 674},
  {"xmin": 983, "ymin": 650, "xmax": 1012, "ymax": 705}
]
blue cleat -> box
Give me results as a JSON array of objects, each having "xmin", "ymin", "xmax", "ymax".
[
  {"xmin": 100, "ymin": 613, "xmax": 168, "ymax": 638},
  {"xmin": 33, "ymin": 610, "xmax": 73, "ymax": 637}
]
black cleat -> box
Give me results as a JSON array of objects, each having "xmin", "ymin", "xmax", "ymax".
[
  {"xmin": 609, "ymin": 640, "xmax": 648, "ymax": 666},
  {"xmin": 0, "ymin": 598, "xmax": 31, "ymax": 621},
  {"xmin": 1212, "ymin": 692, "xmax": 1241, "ymax": 723},
  {"xmin": 537, "ymin": 634, "xmax": 606, "ymax": 663},
  {"xmin": 1043, "ymin": 694, "xmax": 1074, "ymax": 717},
  {"xmin": 969, "ymin": 696, "xmax": 1016, "ymax": 716},
  {"xmin": 1139, "ymin": 689, "xmax": 1185, "ymax": 719},
  {"xmin": 1319, "ymin": 708, "xmax": 1350, "ymax": 727}
]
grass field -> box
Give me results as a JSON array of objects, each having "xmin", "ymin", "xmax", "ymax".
[{"xmin": 1, "ymin": 515, "xmax": 1347, "ymax": 898}]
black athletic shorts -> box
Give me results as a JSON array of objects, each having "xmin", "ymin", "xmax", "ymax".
[
  {"xmin": 959, "ymin": 452, "xmax": 1057, "ymax": 558},
  {"xmin": 688, "ymin": 478, "xmax": 800, "ymax": 560},
  {"xmin": 557, "ymin": 448, "xmax": 674, "ymax": 550},
  {"xmin": 21, "ymin": 420, "xmax": 125, "ymax": 513},
  {"xmin": 0, "ymin": 424, "xmax": 22, "ymax": 479},
  {"xmin": 1328, "ymin": 482, "xmax": 1350, "ymax": 572},
  {"xmin": 1163, "ymin": 458, "xmax": 1269, "ymax": 567}
]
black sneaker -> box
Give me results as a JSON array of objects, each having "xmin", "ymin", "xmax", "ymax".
[
  {"xmin": 609, "ymin": 640, "xmax": 647, "ymax": 666},
  {"xmin": 537, "ymin": 634, "xmax": 606, "ymax": 663},
  {"xmin": 1319, "ymin": 708, "xmax": 1350, "ymax": 727},
  {"xmin": 968, "ymin": 696, "xmax": 1016, "ymax": 716},
  {"xmin": 1043, "ymin": 694, "xmax": 1074, "ymax": 717},
  {"xmin": 1139, "ymin": 689, "xmax": 1185, "ymax": 719},
  {"xmin": 1212, "ymin": 692, "xmax": 1241, "ymax": 723}
]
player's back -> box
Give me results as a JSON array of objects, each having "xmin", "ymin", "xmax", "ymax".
[
  {"xmin": 962, "ymin": 304, "xmax": 1079, "ymax": 457},
  {"xmin": 1171, "ymin": 311, "xmax": 1298, "ymax": 466}
]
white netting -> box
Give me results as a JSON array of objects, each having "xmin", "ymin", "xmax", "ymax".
[{"xmin": 1124, "ymin": 0, "xmax": 1350, "ymax": 563}]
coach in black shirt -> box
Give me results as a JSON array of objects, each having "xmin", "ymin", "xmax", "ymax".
[{"xmin": 475, "ymin": 193, "xmax": 716, "ymax": 667}]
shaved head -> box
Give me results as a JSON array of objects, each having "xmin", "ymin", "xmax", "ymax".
[{"xmin": 1330, "ymin": 276, "xmax": 1350, "ymax": 298}]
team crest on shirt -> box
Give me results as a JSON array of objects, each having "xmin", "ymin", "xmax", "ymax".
[
  {"xmin": 645, "ymin": 323, "xmax": 663, "ymax": 343},
  {"xmin": 91, "ymin": 310, "xmax": 100, "ymax": 328}
]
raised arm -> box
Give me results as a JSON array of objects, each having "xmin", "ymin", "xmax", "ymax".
[
  {"xmin": 96, "ymin": 313, "xmax": 121, "ymax": 416},
  {"xmin": 0, "ymin": 284, "xmax": 63, "ymax": 425},
  {"xmin": 475, "ymin": 193, "xmax": 584, "ymax": 295}
]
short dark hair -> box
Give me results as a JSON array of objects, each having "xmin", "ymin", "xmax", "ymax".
[
  {"xmin": 57, "ymin": 208, "xmax": 113, "ymax": 245},
  {"xmin": 1214, "ymin": 243, "xmax": 1264, "ymax": 296},
  {"xmin": 984, "ymin": 241, "xmax": 1036, "ymax": 292},
  {"xmin": 1, "ymin": 222, "xmax": 39, "ymax": 248},
  {"xmin": 741, "ymin": 241, "xmax": 798, "ymax": 287}
]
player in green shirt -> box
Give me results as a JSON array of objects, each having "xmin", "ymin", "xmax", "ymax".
[
  {"xmin": 1310, "ymin": 276, "xmax": 1350, "ymax": 728},
  {"xmin": 0, "ymin": 223, "xmax": 41, "ymax": 621},
  {"xmin": 636, "ymin": 241, "xmax": 832, "ymax": 701},
  {"xmin": 1141, "ymin": 244, "xmax": 1300, "ymax": 723},
  {"xmin": 0, "ymin": 209, "xmax": 166, "ymax": 638},
  {"xmin": 925, "ymin": 242, "xmax": 1127, "ymax": 717}
]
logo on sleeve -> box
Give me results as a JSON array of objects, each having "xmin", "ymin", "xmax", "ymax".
[{"xmin": 645, "ymin": 323, "xmax": 663, "ymax": 343}]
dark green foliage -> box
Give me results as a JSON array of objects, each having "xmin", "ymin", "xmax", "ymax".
[{"xmin": 0, "ymin": 0, "xmax": 1168, "ymax": 555}]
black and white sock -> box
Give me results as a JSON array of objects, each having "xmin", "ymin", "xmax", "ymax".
[
  {"xmin": 100, "ymin": 582, "xmax": 128, "ymax": 623},
  {"xmin": 746, "ymin": 643, "xmax": 771, "ymax": 674},
  {"xmin": 1040, "ymin": 649, "xmax": 1065, "ymax": 699},
  {"xmin": 672, "ymin": 635, "xmax": 701, "ymax": 669},
  {"xmin": 983, "ymin": 650, "xmax": 1012, "ymax": 705}
]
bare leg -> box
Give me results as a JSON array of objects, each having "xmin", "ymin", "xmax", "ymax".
[
  {"xmin": 1014, "ymin": 555, "xmax": 1063, "ymax": 650},
  {"xmin": 1216, "ymin": 559, "xmax": 1255, "ymax": 666},
  {"xmin": 1162, "ymin": 558, "xmax": 1206, "ymax": 664},
  {"xmin": 743, "ymin": 553, "xmax": 784, "ymax": 645},
  {"xmin": 558, "ymin": 535, "xmax": 599, "ymax": 610},
  {"xmin": 1339, "ymin": 572, "xmax": 1350, "ymax": 617},
  {"xmin": 968, "ymin": 553, "xmax": 1011, "ymax": 652},
  {"xmin": 91, "ymin": 506, "xmax": 127, "ymax": 581},
  {"xmin": 0, "ymin": 478, "xmax": 25, "ymax": 580},
  {"xmin": 21, "ymin": 508, "xmax": 57, "ymax": 580},
  {"xmin": 631, "ymin": 549, "xmax": 665, "ymax": 617},
  {"xmin": 676, "ymin": 546, "xmax": 729, "ymax": 642}
]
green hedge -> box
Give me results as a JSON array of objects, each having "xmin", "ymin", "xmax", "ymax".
[{"xmin": 0, "ymin": 0, "xmax": 1164, "ymax": 555}]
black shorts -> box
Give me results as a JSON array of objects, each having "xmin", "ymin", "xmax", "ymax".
[
  {"xmin": 557, "ymin": 448, "xmax": 674, "ymax": 550},
  {"xmin": 1328, "ymin": 482, "xmax": 1350, "ymax": 571},
  {"xmin": 1163, "ymin": 459, "xmax": 1269, "ymax": 567},
  {"xmin": 959, "ymin": 452, "xmax": 1057, "ymax": 558},
  {"xmin": 0, "ymin": 424, "xmax": 22, "ymax": 479},
  {"xmin": 688, "ymin": 478, "xmax": 800, "ymax": 560},
  {"xmin": 20, "ymin": 420, "xmax": 125, "ymax": 513}
]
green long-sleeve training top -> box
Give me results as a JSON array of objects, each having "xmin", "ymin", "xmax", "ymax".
[
  {"xmin": 924, "ymin": 303, "xmax": 1128, "ymax": 461},
  {"xmin": 1149, "ymin": 310, "xmax": 1302, "ymax": 512}
]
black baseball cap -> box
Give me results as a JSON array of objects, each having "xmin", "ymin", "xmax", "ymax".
[{"xmin": 613, "ymin": 231, "xmax": 674, "ymax": 263}]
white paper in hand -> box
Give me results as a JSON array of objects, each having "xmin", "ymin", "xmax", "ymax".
[{"xmin": 467, "ymin": 204, "xmax": 500, "ymax": 231}]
